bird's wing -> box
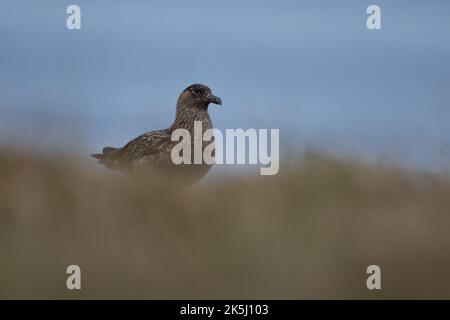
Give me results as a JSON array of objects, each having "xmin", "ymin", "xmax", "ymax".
[
  {"xmin": 92, "ymin": 129, "xmax": 177, "ymax": 173},
  {"xmin": 119, "ymin": 130, "xmax": 171, "ymax": 159},
  {"xmin": 116, "ymin": 129, "xmax": 176, "ymax": 170}
]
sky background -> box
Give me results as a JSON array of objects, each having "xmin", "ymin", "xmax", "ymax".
[{"xmin": 0, "ymin": 0, "xmax": 449, "ymax": 172}]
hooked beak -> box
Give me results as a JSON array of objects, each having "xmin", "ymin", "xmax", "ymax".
[{"xmin": 207, "ymin": 93, "xmax": 222, "ymax": 106}]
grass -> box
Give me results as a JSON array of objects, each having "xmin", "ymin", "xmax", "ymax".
[{"xmin": 1, "ymin": 149, "xmax": 450, "ymax": 299}]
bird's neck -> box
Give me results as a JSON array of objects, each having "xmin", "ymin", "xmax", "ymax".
[{"xmin": 170, "ymin": 104, "xmax": 212, "ymax": 133}]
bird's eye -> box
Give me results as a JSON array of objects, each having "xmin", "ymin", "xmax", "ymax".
[{"xmin": 192, "ymin": 89, "xmax": 202, "ymax": 96}]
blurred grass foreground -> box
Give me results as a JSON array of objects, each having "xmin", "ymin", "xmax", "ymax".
[{"xmin": 1, "ymin": 149, "xmax": 450, "ymax": 299}]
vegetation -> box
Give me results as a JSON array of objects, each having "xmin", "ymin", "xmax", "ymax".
[{"xmin": 1, "ymin": 150, "xmax": 450, "ymax": 298}]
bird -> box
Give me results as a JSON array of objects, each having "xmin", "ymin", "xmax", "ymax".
[{"xmin": 92, "ymin": 84, "xmax": 222, "ymax": 185}]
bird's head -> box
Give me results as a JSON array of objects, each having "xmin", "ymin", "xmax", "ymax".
[{"xmin": 177, "ymin": 84, "xmax": 222, "ymax": 109}]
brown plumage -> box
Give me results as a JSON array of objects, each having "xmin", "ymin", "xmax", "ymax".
[{"xmin": 92, "ymin": 84, "xmax": 222, "ymax": 185}]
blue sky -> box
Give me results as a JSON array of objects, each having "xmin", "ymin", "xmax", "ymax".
[{"xmin": 0, "ymin": 0, "xmax": 449, "ymax": 171}]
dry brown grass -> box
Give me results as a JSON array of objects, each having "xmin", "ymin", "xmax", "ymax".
[{"xmin": 1, "ymin": 150, "xmax": 450, "ymax": 299}]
